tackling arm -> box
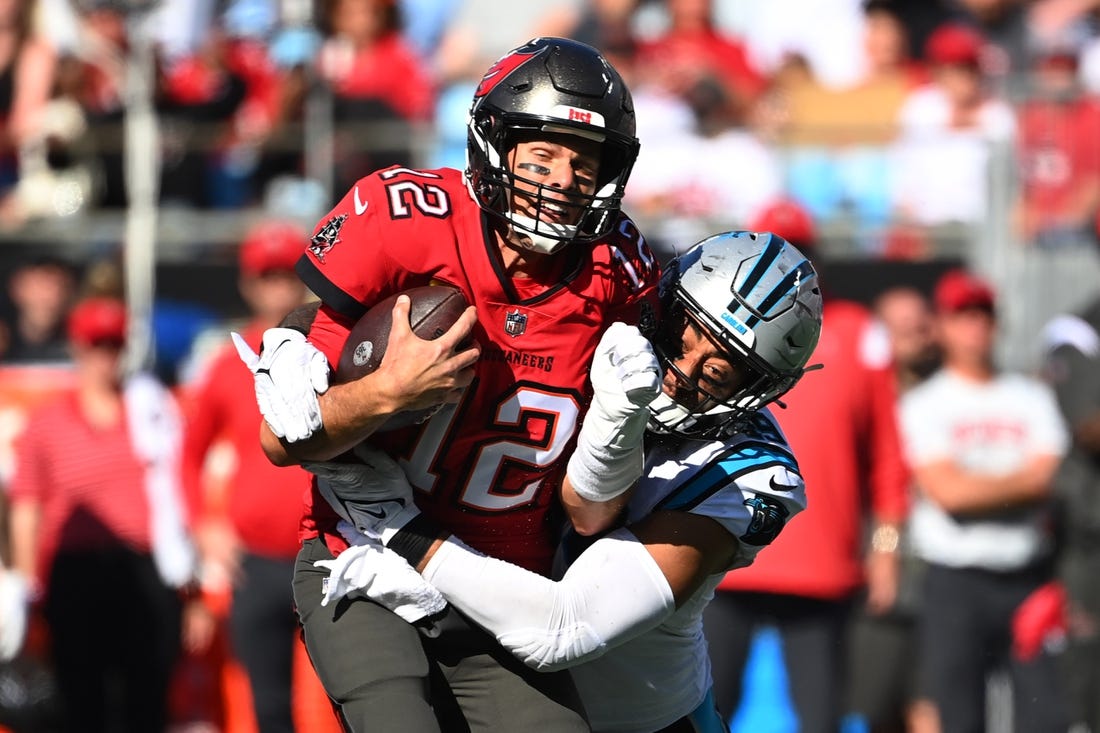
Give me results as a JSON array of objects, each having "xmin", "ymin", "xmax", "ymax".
[
  {"xmin": 423, "ymin": 528, "xmax": 673, "ymax": 671},
  {"xmin": 419, "ymin": 510, "xmax": 737, "ymax": 671}
]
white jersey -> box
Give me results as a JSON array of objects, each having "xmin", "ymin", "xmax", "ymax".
[
  {"xmin": 900, "ymin": 369, "xmax": 1069, "ymax": 571},
  {"xmin": 569, "ymin": 407, "xmax": 807, "ymax": 732}
]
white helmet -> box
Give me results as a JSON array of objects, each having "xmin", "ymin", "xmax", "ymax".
[{"xmin": 648, "ymin": 230, "xmax": 823, "ymax": 439}]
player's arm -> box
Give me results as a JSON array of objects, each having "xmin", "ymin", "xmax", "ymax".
[
  {"xmin": 429, "ymin": 450, "xmax": 803, "ymax": 672},
  {"xmin": 559, "ymin": 475, "xmax": 631, "ymax": 537},
  {"xmin": 911, "ymin": 453, "xmax": 1062, "ymax": 516},
  {"xmin": 261, "ymin": 296, "xmax": 479, "ymax": 465},
  {"xmin": 561, "ymin": 322, "xmax": 660, "ymax": 535},
  {"xmin": 409, "ymin": 458, "xmax": 802, "ymax": 671},
  {"xmin": 413, "ymin": 510, "xmax": 736, "ymax": 672},
  {"xmin": 316, "ymin": 443, "xmax": 799, "ymax": 671},
  {"xmin": 237, "ymin": 179, "xmax": 478, "ymax": 463},
  {"xmin": 560, "ymin": 221, "xmax": 661, "ymax": 533}
]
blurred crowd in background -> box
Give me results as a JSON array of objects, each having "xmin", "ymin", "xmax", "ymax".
[
  {"xmin": 0, "ymin": 0, "xmax": 1096, "ymax": 250},
  {"xmin": 0, "ymin": 0, "xmax": 1095, "ymax": 366},
  {"xmin": 0, "ymin": 0, "xmax": 1100, "ymax": 732}
]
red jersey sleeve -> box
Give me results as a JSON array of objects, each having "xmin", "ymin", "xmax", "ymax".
[
  {"xmin": 8, "ymin": 407, "xmax": 51, "ymax": 505},
  {"xmin": 855, "ymin": 312, "xmax": 910, "ymax": 524},
  {"xmin": 295, "ymin": 169, "xmax": 458, "ymax": 364},
  {"xmin": 295, "ymin": 173, "xmax": 403, "ymax": 363},
  {"xmin": 593, "ymin": 214, "xmax": 662, "ymax": 329},
  {"xmin": 179, "ymin": 342, "xmax": 240, "ymax": 522}
]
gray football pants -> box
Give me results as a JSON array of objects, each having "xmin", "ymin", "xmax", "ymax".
[{"xmin": 293, "ymin": 537, "xmax": 590, "ymax": 732}]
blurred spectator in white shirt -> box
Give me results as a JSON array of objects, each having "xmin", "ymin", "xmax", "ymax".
[{"xmin": 891, "ymin": 22, "xmax": 1016, "ymax": 226}]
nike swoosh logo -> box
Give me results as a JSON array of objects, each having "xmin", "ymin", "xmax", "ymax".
[
  {"xmin": 355, "ymin": 498, "xmax": 405, "ymax": 519},
  {"xmin": 769, "ymin": 476, "xmax": 800, "ymax": 493},
  {"xmin": 354, "ymin": 186, "xmax": 368, "ymax": 215}
]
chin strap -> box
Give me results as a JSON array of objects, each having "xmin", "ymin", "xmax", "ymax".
[{"xmin": 506, "ymin": 212, "xmax": 575, "ymax": 255}]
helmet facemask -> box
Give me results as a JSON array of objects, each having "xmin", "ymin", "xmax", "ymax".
[
  {"xmin": 468, "ymin": 117, "xmax": 636, "ymax": 254},
  {"xmin": 648, "ymin": 302, "xmax": 799, "ymax": 439}
]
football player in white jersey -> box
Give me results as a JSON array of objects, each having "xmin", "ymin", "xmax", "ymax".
[{"xmin": 310, "ymin": 229, "xmax": 824, "ymax": 732}]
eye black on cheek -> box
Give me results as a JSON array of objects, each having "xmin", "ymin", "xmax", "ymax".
[{"xmin": 517, "ymin": 162, "xmax": 551, "ymax": 176}]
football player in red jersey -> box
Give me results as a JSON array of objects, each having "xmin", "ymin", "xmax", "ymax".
[{"xmin": 236, "ymin": 38, "xmax": 659, "ymax": 731}]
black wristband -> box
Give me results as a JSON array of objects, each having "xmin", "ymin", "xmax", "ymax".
[{"xmin": 386, "ymin": 513, "xmax": 443, "ymax": 568}]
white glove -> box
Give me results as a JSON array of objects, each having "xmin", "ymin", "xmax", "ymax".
[
  {"xmin": 313, "ymin": 524, "xmax": 447, "ymax": 622},
  {"xmin": 567, "ymin": 322, "xmax": 661, "ymax": 502},
  {"xmin": 304, "ymin": 445, "xmax": 420, "ymax": 542},
  {"xmin": 232, "ymin": 328, "xmax": 330, "ymax": 443},
  {"xmin": 0, "ymin": 570, "xmax": 30, "ymax": 662}
]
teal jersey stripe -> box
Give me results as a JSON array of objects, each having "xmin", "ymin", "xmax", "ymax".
[{"xmin": 655, "ymin": 440, "xmax": 799, "ymax": 512}]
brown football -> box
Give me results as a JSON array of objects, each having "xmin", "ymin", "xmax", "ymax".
[{"xmin": 336, "ymin": 285, "xmax": 469, "ymax": 430}]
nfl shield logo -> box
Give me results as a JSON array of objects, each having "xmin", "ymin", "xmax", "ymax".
[{"xmin": 504, "ymin": 309, "xmax": 527, "ymax": 337}]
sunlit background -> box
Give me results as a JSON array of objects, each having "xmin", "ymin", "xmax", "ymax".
[{"xmin": 0, "ymin": 1, "xmax": 1098, "ymax": 731}]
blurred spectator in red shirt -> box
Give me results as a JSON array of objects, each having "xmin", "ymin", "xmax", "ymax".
[
  {"xmin": 703, "ymin": 198, "xmax": 909, "ymax": 733},
  {"xmin": 194, "ymin": 3, "xmax": 287, "ymax": 209},
  {"xmin": 181, "ymin": 220, "xmax": 340, "ymax": 733},
  {"xmin": 317, "ymin": 0, "xmax": 434, "ymax": 191},
  {"xmin": 0, "ymin": 0, "xmax": 57, "ymax": 194},
  {"xmin": 635, "ymin": 0, "xmax": 767, "ymax": 127},
  {"xmin": 1014, "ymin": 36, "xmax": 1100, "ymax": 249},
  {"xmin": 157, "ymin": 25, "xmax": 251, "ymax": 208},
  {"xmin": 7, "ymin": 295, "xmax": 197, "ymax": 733},
  {"xmin": 318, "ymin": 0, "xmax": 433, "ymax": 121}
]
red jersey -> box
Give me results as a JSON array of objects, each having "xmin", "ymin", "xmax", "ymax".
[
  {"xmin": 321, "ymin": 33, "xmax": 435, "ymax": 121},
  {"xmin": 297, "ymin": 166, "xmax": 660, "ymax": 573},
  {"xmin": 1018, "ymin": 97, "xmax": 1100, "ymax": 216},
  {"xmin": 637, "ymin": 29, "xmax": 767, "ymax": 105},
  {"xmin": 718, "ymin": 300, "xmax": 909, "ymax": 599},
  {"xmin": 182, "ymin": 323, "xmax": 310, "ymax": 560},
  {"xmin": 9, "ymin": 393, "xmax": 156, "ymax": 588}
]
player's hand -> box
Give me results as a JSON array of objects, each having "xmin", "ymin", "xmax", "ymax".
[
  {"xmin": 372, "ymin": 296, "xmax": 480, "ymax": 414},
  {"xmin": 232, "ymin": 328, "xmax": 330, "ymax": 443},
  {"xmin": 588, "ymin": 322, "xmax": 661, "ymax": 448},
  {"xmin": 0, "ymin": 570, "xmax": 30, "ymax": 662},
  {"xmin": 566, "ymin": 323, "xmax": 659, "ymax": 504},
  {"xmin": 313, "ymin": 525, "xmax": 446, "ymax": 621},
  {"xmin": 304, "ymin": 445, "xmax": 420, "ymax": 540}
]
